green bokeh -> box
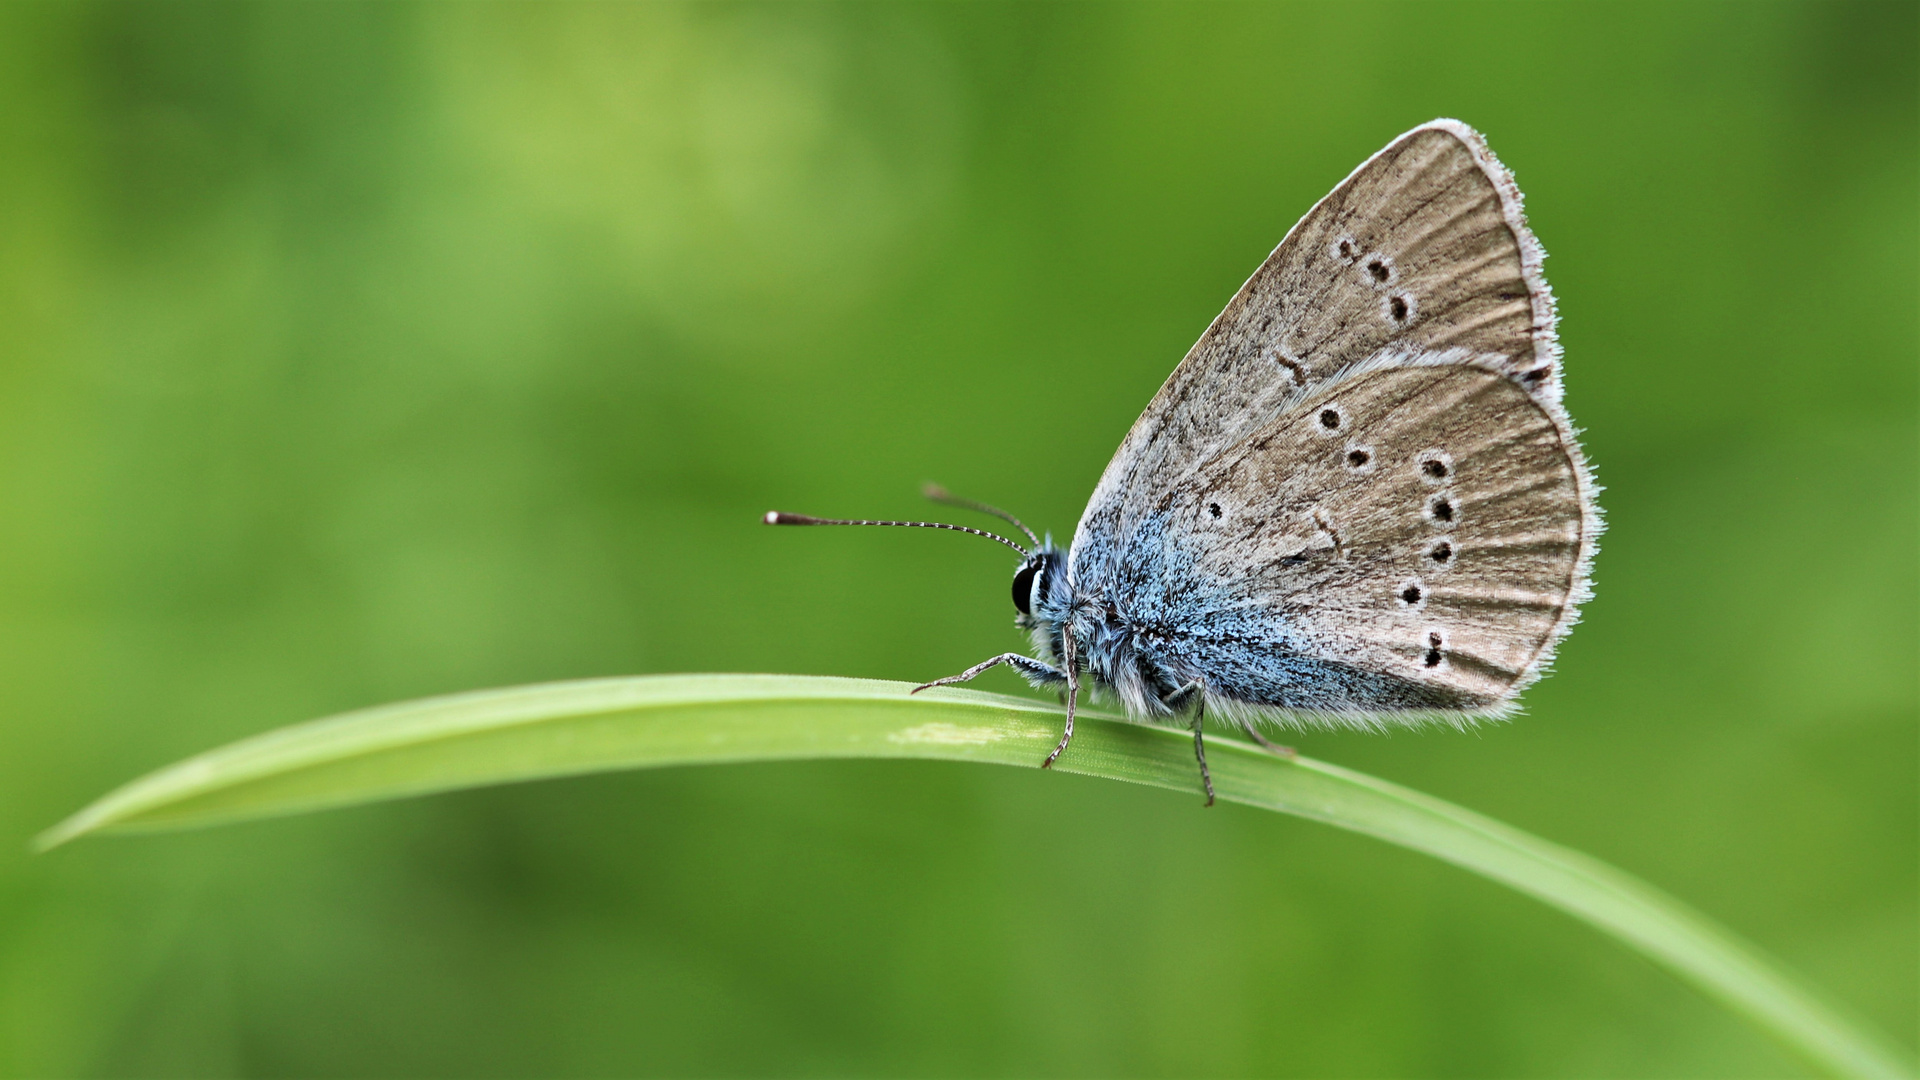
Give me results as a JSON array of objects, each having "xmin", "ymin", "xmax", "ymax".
[{"xmin": 1, "ymin": 2, "xmax": 1912, "ymax": 1076}]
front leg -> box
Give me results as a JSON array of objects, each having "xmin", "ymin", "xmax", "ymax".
[
  {"xmin": 910, "ymin": 653, "xmax": 1064, "ymax": 694},
  {"xmin": 1042, "ymin": 628, "xmax": 1080, "ymax": 769},
  {"xmin": 910, "ymin": 650, "xmax": 1079, "ymax": 771}
]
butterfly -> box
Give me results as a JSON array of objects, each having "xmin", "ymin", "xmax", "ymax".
[{"xmin": 768, "ymin": 119, "xmax": 1599, "ymax": 804}]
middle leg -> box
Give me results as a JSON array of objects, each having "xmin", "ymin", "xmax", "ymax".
[{"xmin": 1162, "ymin": 679, "xmax": 1215, "ymax": 807}]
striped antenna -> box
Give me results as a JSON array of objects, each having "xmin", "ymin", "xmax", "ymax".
[
  {"xmin": 763, "ymin": 511, "xmax": 1030, "ymax": 558},
  {"xmin": 921, "ymin": 484, "xmax": 1041, "ymax": 547}
]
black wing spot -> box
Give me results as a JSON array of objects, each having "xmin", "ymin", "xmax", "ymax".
[
  {"xmin": 1208, "ymin": 502, "xmax": 1222, "ymax": 519},
  {"xmin": 1429, "ymin": 496, "xmax": 1454, "ymax": 523},
  {"xmin": 1416, "ymin": 449, "xmax": 1454, "ymax": 486},
  {"xmin": 1367, "ymin": 257, "xmax": 1391, "ymax": 283},
  {"xmin": 1346, "ymin": 448, "xmax": 1370, "ymax": 468},
  {"xmin": 1423, "ymin": 630, "xmax": 1445, "ymax": 667},
  {"xmin": 1332, "ymin": 236, "xmax": 1360, "ymax": 264},
  {"xmin": 1429, "ymin": 540, "xmax": 1453, "ymax": 564},
  {"xmin": 1319, "ymin": 409, "xmax": 1341, "ymax": 430},
  {"xmin": 1521, "ymin": 365, "xmax": 1552, "ymax": 385},
  {"xmin": 1400, "ymin": 584, "xmax": 1422, "ymax": 605},
  {"xmin": 1387, "ymin": 294, "xmax": 1410, "ymax": 323}
]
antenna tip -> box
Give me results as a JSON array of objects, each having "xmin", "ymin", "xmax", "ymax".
[
  {"xmin": 763, "ymin": 511, "xmax": 782, "ymax": 525},
  {"xmin": 922, "ymin": 482, "xmax": 949, "ymax": 500},
  {"xmin": 765, "ymin": 511, "xmax": 820, "ymax": 526}
]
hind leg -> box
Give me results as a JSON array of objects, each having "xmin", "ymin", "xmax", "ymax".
[{"xmin": 1244, "ymin": 727, "xmax": 1298, "ymax": 760}]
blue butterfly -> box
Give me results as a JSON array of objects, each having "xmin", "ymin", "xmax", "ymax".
[{"xmin": 769, "ymin": 120, "xmax": 1598, "ymax": 803}]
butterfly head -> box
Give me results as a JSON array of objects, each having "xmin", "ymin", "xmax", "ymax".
[{"xmin": 1011, "ymin": 543, "xmax": 1067, "ymax": 623}]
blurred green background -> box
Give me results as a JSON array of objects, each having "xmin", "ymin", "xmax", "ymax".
[{"xmin": 0, "ymin": 2, "xmax": 1912, "ymax": 1076}]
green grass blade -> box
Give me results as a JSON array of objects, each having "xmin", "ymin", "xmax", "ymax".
[{"xmin": 35, "ymin": 674, "xmax": 1914, "ymax": 1079}]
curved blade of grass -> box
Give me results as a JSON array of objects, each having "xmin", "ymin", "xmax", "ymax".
[{"xmin": 36, "ymin": 674, "xmax": 1913, "ymax": 1079}]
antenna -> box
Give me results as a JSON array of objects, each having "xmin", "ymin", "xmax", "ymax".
[
  {"xmin": 921, "ymin": 484, "xmax": 1040, "ymax": 547},
  {"xmin": 763, "ymin": 511, "xmax": 1030, "ymax": 558}
]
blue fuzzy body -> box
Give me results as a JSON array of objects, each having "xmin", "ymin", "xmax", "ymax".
[{"xmin": 1016, "ymin": 523, "xmax": 1468, "ymax": 732}]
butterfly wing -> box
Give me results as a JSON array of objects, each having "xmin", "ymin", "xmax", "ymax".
[
  {"xmin": 1068, "ymin": 120, "xmax": 1595, "ymax": 725},
  {"xmin": 1074, "ymin": 119, "xmax": 1559, "ymax": 567},
  {"xmin": 1103, "ymin": 356, "xmax": 1594, "ymax": 725}
]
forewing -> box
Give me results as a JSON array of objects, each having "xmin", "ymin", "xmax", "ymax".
[
  {"xmin": 1107, "ymin": 358, "xmax": 1596, "ymax": 717},
  {"xmin": 1074, "ymin": 119, "xmax": 1560, "ymax": 578}
]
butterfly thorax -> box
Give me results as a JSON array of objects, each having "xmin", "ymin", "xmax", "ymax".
[{"xmin": 1016, "ymin": 541, "xmax": 1193, "ymax": 720}]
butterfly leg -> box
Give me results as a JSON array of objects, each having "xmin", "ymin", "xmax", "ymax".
[
  {"xmin": 910, "ymin": 653, "xmax": 1063, "ymax": 694},
  {"xmin": 911, "ymin": 651, "xmax": 1077, "ymax": 768},
  {"xmin": 1244, "ymin": 727, "xmax": 1298, "ymax": 760},
  {"xmin": 909, "ymin": 645, "xmax": 1078, "ymax": 770},
  {"xmin": 1188, "ymin": 712, "xmax": 1216, "ymax": 807},
  {"xmin": 1042, "ymin": 629, "xmax": 1080, "ymax": 770},
  {"xmin": 1161, "ymin": 680, "xmax": 1215, "ymax": 807}
]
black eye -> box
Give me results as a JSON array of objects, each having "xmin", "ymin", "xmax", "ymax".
[{"xmin": 1011, "ymin": 562, "xmax": 1038, "ymax": 616}]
